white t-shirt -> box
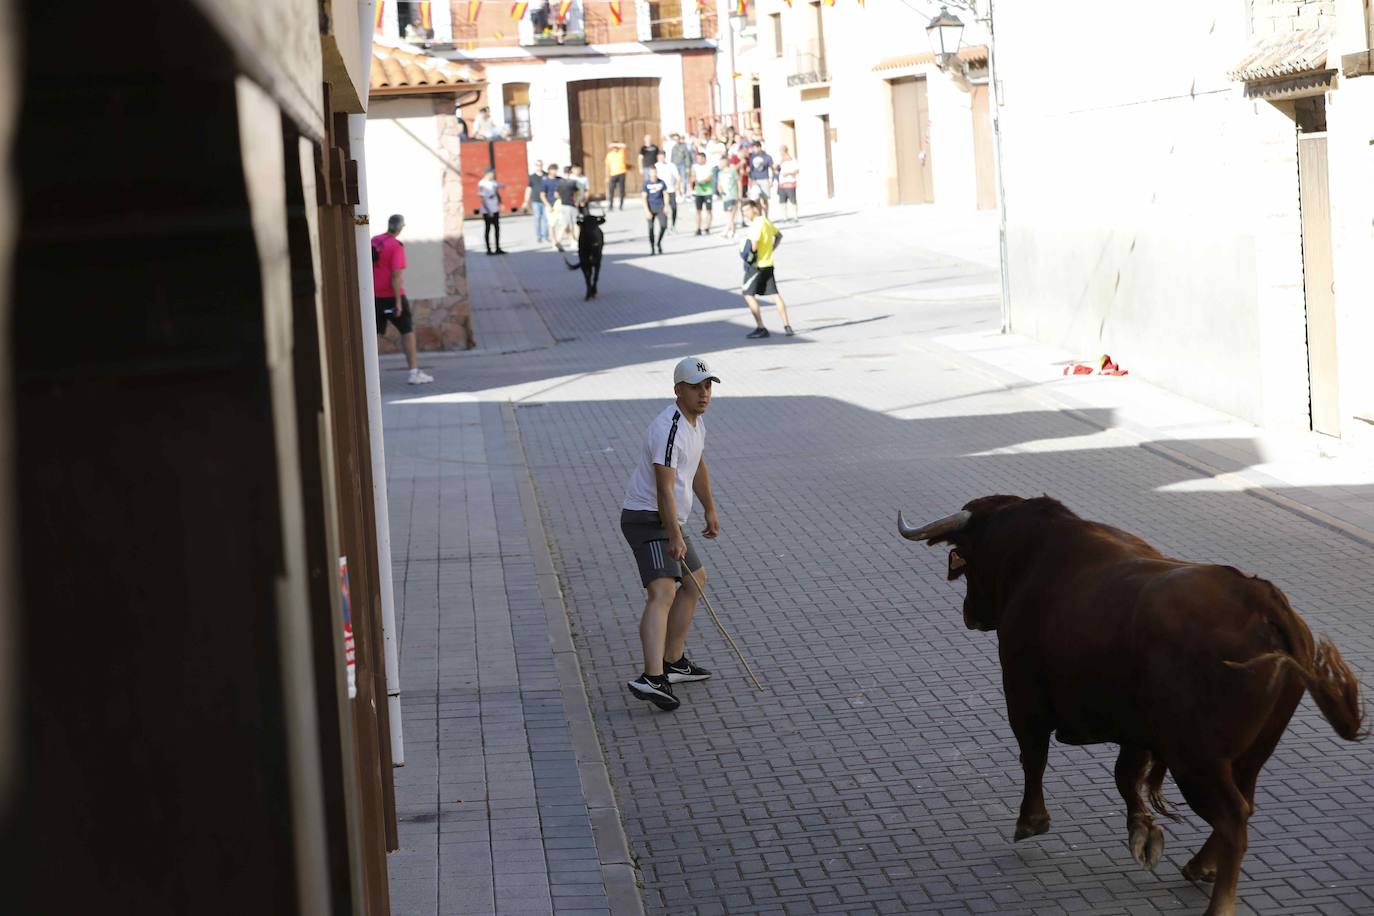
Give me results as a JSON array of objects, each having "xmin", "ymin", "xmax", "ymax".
[
  {"xmin": 622, "ymin": 403, "xmax": 706, "ymax": 524},
  {"xmin": 478, "ymin": 178, "xmax": 502, "ymax": 214},
  {"xmin": 658, "ymin": 164, "xmax": 681, "ymax": 194}
]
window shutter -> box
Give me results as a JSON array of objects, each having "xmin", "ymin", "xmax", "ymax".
[{"xmin": 635, "ymin": 0, "xmax": 652, "ymax": 40}]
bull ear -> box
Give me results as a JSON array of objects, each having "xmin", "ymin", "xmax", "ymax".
[{"xmin": 947, "ymin": 549, "xmax": 967, "ymax": 581}]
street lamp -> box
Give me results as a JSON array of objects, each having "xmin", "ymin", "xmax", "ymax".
[{"xmin": 926, "ymin": 7, "xmax": 965, "ymax": 62}]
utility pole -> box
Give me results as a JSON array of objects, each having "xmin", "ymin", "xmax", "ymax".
[
  {"xmin": 726, "ymin": 6, "xmax": 740, "ymax": 129},
  {"xmin": 980, "ymin": 0, "xmax": 1011, "ymax": 334}
]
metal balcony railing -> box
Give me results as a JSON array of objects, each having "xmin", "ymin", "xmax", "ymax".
[
  {"xmin": 517, "ymin": 1, "xmax": 587, "ymax": 46},
  {"xmin": 787, "ymin": 44, "xmax": 829, "ymax": 87}
]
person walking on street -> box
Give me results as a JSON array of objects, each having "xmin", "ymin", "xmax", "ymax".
[
  {"xmin": 557, "ymin": 166, "xmax": 580, "ymax": 242},
  {"xmin": 477, "ymin": 169, "xmax": 506, "ymax": 255},
  {"xmin": 690, "ymin": 150, "xmax": 716, "ymax": 236},
  {"xmin": 656, "ymin": 151, "xmax": 681, "ymax": 232},
  {"xmin": 776, "ymin": 145, "xmax": 800, "ymax": 223},
  {"xmin": 605, "ymin": 141, "xmax": 628, "ymax": 210},
  {"xmin": 642, "ymin": 164, "xmax": 669, "ymax": 255},
  {"xmin": 670, "ymin": 132, "xmax": 693, "ymax": 192},
  {"xmin": 622, "ymin": 356, "xmax": 722, "ymax": 711},
  {"xmin": 746, "ymin": 142, "xmax": 775, "ymax": 217},
  {"xmin": 715, "ymin": 154, "xmax": 740, "ymax": 238},
  {"xmin": 522, "ymin": 159, "xmax": 549, "ymax": 243},
  {"xmin": 638, "ymin": 133, "xmax": 661, "ymax": 182},
  {"xmin": 541, "ymin": 163, "xmax": 564, "ymax": 250},
  {"xmin": 371, "ymin": 214, "xmax": 434, "ymax": 384},
  {"xmin": 738, "ymin": 199, "xmax": 793, "ymax": 338}
]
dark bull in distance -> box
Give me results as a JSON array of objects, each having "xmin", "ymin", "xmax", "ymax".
[{"xmin": 897, "ymin": 495, "xmax": 1367, "ymax": 916}]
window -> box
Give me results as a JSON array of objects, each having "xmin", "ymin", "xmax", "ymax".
[
  {"xmin": 503, "ymin": 83, "xmax": 532, "ymax": 139},
  {"xmin": 396, "ymin": 1, "xmax": 433, "ymax": 41},
  {"xmin": 771, "ymin": 13, "xmax": 782, "ymax": 57}
]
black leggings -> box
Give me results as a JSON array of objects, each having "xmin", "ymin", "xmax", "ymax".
[
  {"xmin": 647, "ymin": 210, "xmax": 666, "ymax": 248},
  {"xmin": 667, "ymin": 192, "xmax": 678, "ymax": 227},
  {"xmin": 483, "ymin": 212, "xmax": 501, "ymax": 251},
  {"xmin": 608, "ymin": 173, "xmax": 626, "ymax": 208}
]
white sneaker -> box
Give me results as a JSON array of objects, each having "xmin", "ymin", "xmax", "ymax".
[{"xmin": 408, "ymin": 369, "xmax": 433, "ymax": 385}]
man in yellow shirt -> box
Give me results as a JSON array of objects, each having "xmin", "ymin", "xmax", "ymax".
[
  {"xmin": 739, "ymin": 199, "xmax": 793, "ymax": 339},
  {"xmin": 605, "ymin": 141, "xmax": 628, "ymax": 210}
]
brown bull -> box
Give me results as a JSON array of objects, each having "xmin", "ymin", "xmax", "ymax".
[{"xmin": 898, "ymin": 495, "xmax": 1366, "ymax": 916}]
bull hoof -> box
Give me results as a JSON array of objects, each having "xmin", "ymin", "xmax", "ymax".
[
  {"xmin": 1013, "ymin": 815, "xmax": 1050, "ymax": 841},
  {"xmin": 1144, "ymin": 825, "xmax": 1165, "ymax": 869},
  {"xmin": 1181, "ymin": 857, "xmax": 1217, "ymax": 883}
]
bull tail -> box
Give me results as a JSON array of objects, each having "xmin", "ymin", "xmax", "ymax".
[
  {"xmin": 563, "ymin": 256, "xmax": 581, "ymax": 271},
  {"xmin": 1144, "ymin": 757, "xmax": 1180, "ymax": 822},
  {"xmin": 1225, "ymin": 639, "xmax": 1368, "ymax": 741}
]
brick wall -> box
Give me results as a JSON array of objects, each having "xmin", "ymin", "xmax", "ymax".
[
  {"xmin": 680, "ymin": 48, "xmax": 716, "ymax": 126},
  {"xmin": 1248, "ymin": 0, "xmax": 1336, "ymax": 34}
]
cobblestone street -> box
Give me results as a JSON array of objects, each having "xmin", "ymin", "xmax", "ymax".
[{"xmin": 384, "ymin": 203, "xmax": 1373, "ymax": 915}]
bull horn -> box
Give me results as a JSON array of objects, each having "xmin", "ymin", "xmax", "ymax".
[{"xmin": 897, "ymin": 509, "xmax": 972, "ymax": 542}]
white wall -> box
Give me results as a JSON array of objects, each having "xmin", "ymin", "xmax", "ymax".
[
  {"xmin": 997, "ymin": 0, "xmax": 1315, "ymax": 429},
  {"xmin": 481, "ymin": 53, "xmax": 688, "ymax": 170},
  {"xmin": 365, "ymin": 98, "xmax": 447, "ymax": 299}
]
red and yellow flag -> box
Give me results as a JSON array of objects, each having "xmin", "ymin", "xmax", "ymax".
[
  {"xmin": 467, "ymin": 0, "xmax": 483, "ymax": 22},
  {"xmin": 419, "ymin": 1, "xmax": 433, "ymax": 29},
  {"xmin": 374, "ymin": 0, "xmax": 385, "ymax": 31},
  {"xmin": 556, "ymin": 0, "xmax": 572, "ymax": 21},
  {"xmin": 736, "ymin": 0, "xmax": 748, "ymax": 16},
  {"xmin": 609, "ymin": 0, "xmax": 623, "ymax": 24},
  {"xmin": 822, "ymin": 0, "xmax": 834, "ymax": 6},
  {"xmin": 511, "ymin": 1, "xmax": 528, "ymax": 17}
]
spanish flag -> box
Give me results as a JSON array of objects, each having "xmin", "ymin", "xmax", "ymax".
[
  {"xmin": 556, "ymin": 0, "xmax": 572, "ymax": 21},
  {"xmin": 419, "ymin": 1, "xmax": 433, "ymax": 29},
  {"xmin": 374, "ymin": 0, "xmax": 385, "ymax": 31},
  {"xmin": 511, "ymin": 1, "xmax": 528, "ymax": 17},
  {"xmin": 736, "ymin": 0, "xmax": 748, "ymax": 16},
  {"xmin": 822, "ymin": 0, "xmax": 834, "ymax": 6},
  {"xmin": 609, "ymin": 0, "xmax": 622, "ymax": 24},
  {"xmin": 467, "ymin": 0, "xmax": 483, "ymax": 22}
]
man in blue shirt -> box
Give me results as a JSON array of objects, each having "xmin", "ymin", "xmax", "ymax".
[
  {"xmin": 747, "ymin": 145, "xmax": 775, "ymax": 217},
  {"xmin": 642, "ymin": 165, "xmax": 669, "ymax": 255},
  {"xmin": 540, "ymin": 163, "xmax": 564, "ymax": 250}
]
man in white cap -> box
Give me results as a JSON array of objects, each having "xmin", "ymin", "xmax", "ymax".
[{"xmin": 620, "ymin": 356, "xmax": 722, "ymax": 711}]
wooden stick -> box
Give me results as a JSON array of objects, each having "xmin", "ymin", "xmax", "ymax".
[{"xmin": 683, "ymin": 565, "xmax": 764, "ymax": 691}]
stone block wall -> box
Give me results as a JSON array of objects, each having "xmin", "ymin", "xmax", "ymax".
[{"xmin": 1249, "ymin": 0, "xmax": 1336, "ymax": 34}]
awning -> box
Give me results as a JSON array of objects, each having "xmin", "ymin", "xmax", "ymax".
[
  {"xmin": 1228, "ymin": 24, "xmax": 1332, "ymax": 82},
  {"xmin": 371, "ymin": 37, "xmax": 486, "ymax": 95},
  {"xmin": 872, "ymin": 44, "xmax": 988, "ymax": 72}
]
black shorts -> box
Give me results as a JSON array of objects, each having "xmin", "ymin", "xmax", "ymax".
[
  {"xmin": 694, "ymin": 194, "xmax": 713, "ymax": 211},
  {"xmin": 376, "ymin": 295, "xmax": 414, "ymax": 335},
  {"xmin": 778, "ymin": 186, "xmax": 796, "ymax": 204},
  {"xmin": 620, "ymin": 509, "xmax": 703, "ymax": 587},
  {"xmin": 742, "ymin": 265, "xmax": 777, "ymax": 296}
]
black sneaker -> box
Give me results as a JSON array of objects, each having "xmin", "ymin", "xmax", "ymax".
[
  {"xmin": 664, "ymin": 656, "xmax": 712, "ymax": 684},
  {"xmin": 627, "ymin": 674, "xmax": 679, "ymax": 711},
  {"xmin": 784, "ymin": 325, "xmax": 795, "ymax": 336},
  {"xmin": 746, "ymin": 327, "xmax": 770, "ymax": 339}
]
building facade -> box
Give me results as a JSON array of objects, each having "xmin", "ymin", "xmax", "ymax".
[
  {"xmin": 374, "ymin": 0, "xmax": 721, "ymax": 192},
  {"xmin": 999, "ymin": 0, "xmax": 1374, "ymax": 441},
  {"xmin": 746, "ymin": 0, "xmax": 995, "ymax": 211}
]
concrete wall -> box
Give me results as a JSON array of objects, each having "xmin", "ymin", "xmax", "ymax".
[
  {"xmin": 997, "ymin": 0, "xmax": 1317, "ymax": 429},
  {"xmin": 367, "ymin": 98, "xmax": 447, "ymax": 299}
]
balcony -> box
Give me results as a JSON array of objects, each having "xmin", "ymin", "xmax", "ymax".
[
  {"xmin": 518, "ymin": 1, "xmax": 588, "ymax": 46},
  {"xmin": 787, "ymin": 43, "xmax": 829, "ymax": 87}
]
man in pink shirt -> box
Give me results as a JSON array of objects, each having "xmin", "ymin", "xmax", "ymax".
[{"xmin": 371, "ymin": 214, "xmax": 433, "ymax": 385}]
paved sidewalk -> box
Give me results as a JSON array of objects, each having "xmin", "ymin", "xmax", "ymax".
[{"xmin": 386, "ymin": 202, "xmax": 1372, "ymax": 915}]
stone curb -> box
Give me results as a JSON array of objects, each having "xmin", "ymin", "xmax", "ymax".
[{"xmin": 502, "ymin": 401, "xmax": 646, "ymax": 916}]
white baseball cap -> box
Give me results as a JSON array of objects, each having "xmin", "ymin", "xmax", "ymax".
[{"xmin": 673, "ymin": 356, "xmax": 721, "ymax": 386}]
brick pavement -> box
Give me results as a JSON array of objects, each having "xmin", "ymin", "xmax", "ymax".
[{"xmin": 386, "ymin": 203, "xmax": 1372, "ymax": 914}]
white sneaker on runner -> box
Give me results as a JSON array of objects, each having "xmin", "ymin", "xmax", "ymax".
[{"xmin": 408, "ymin": 369, "xmax": 434, "ymax": 385}]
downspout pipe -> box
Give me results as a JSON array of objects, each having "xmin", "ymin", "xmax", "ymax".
[{"xmin": 351, "ymin": 0, "xmax": 406, "ymax": 768}]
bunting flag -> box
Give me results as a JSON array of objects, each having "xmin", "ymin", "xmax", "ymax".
[
  {"xmin": 822, "ymin": 0, "xmax": 834, "ymax": 6},
  {"xmin": 419, "ymin": 1, "xmax": 433, "ymax": 29},
  {"xmin": 511, "ymin": 1, "xmax": 528, "ymax": 17},
  {"xmin": 556, "ymin": 0, "xmax": 572, "ymax": 21},
  {"xmin": 695, "ymin": 0, "xmax": 707, "ymax": 11},
  {"xmin": 736, "ymin": 0, "xmax": 748, "ymax": 16},
  {"xmin": 467, "ymin": 0, "xmax": 483, "ymax": 22},
  {"xmin": 781, "ymin": 0, "xmax": 791, "ymax": 6},
  {"xmin": 374, "ymin": 0, "xmax": 385, "ymax": 31},
  {"xmin": 609, "ymin": 0, "xmax": 622, "ymax": 24}
]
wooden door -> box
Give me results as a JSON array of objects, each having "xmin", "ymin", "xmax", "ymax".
[
  {"xmin": 891, "ymin": 77, "xmax": 932, "ymax": 204},
  {"xmin": 1298, "ymin": 132, "xmax": 1340, "ymax": 436},
  {"xmin": 568, "ymin": 78, "xmax": 661, "ymax": 199},
  {"xmin": 971, "ymin": 84, "xmax": 995, "ymax": 210}
]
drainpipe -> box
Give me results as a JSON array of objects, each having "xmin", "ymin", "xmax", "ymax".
[
  {"xmin": 351, "ymin": 1, "xmax": 406, "ymax": 769},
  {"xmin": 983, "ymin": 0, "xmax": 1011, "ymax": 334}
]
